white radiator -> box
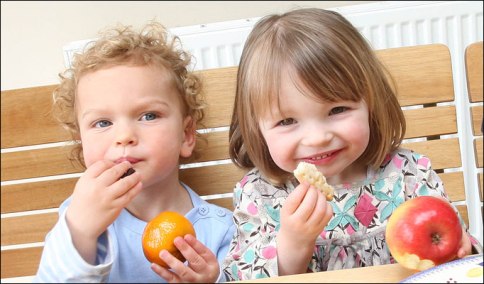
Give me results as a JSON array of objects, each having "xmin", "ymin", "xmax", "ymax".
[
  {"xmin": 63, "ymin": 2, "xmax": 484, "ymax": 70},
  {"xmin": 62, "ymin": 0, "xmax": 484, "ymax": 243}
]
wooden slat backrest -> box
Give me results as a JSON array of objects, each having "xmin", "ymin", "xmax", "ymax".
[
  {"xmin": 465, "ymin": 41, "xmax": 483, "ymax": 204},
  {"xmin": 465, "ymin": 41, "xmax": 483, "ymax": 104},
  {"xmin": 1, "ymin": 85, "xmax": 70, "ymax": 149},
  {"xmin": 0, "ymin": 44, "xmax": 469, "ymax": 279}
]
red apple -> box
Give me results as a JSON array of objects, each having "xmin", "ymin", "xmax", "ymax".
[{"xmin": 385, "ymin": 196, "xmax": 462, "ymax": 271}]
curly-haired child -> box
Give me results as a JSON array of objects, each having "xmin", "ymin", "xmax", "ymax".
[{"xmin": 34, "ymin": 21, "xmax": 235, "ymax": 283}]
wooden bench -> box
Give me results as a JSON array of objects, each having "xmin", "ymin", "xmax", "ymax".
[
  {"xmin": 465, "ymin": 41, "xmax": 483, "ymax": 214},
  {"xmin": 0, "ymin": 43, "xmax": 474, "ymax": 281}
]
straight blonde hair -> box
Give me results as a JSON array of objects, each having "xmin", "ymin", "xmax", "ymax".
[{"xmin": 229, "ymin": 8, "xmax": 406, "ymax": 184}]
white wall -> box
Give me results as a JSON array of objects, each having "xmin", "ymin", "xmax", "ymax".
[{"xmin": 1, "ymin": 1, "xmax": 377, "ymax": 91}]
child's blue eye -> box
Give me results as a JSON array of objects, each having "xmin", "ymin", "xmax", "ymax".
[
  {"xmin": 141, "ymin": 112, "xmax": 158, "ymax": 121},
  {"xmin": 277, "ymin": 118, "xmax": 296, "ymax": 126},
  {"xmin": 94, "ymin": 120, "xmax": 112, "ymax": 128},
  {"xmin": 329, "ymin": 106, "xmax": 348, "ymax": 115}
]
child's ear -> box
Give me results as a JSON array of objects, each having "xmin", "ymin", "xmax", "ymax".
[{"xmin": 180, "ymin": 116, "xmax": 196, "ymax": 158}]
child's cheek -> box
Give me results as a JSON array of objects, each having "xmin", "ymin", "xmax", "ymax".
[{"xmin": 81, "ymin": 137, "xmax": 107, "ymax": 167}]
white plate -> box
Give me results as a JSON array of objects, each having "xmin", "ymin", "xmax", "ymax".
[{"xmin": 401, "ymin": 254, "xmax": 483, "ymax": 283}]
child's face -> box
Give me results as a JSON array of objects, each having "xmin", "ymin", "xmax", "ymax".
[
  {"xmin": 76, "ymin": 64, "xmax": 194, "ymax": 188},
  {"xmin": 258, "ymin": 70, "xmax": 370, "ymax": 184}
]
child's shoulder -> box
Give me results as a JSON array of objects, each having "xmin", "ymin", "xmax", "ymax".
[
  {"xmin": 379, "ymin": 147, "xmax": 434, "ymax": 173},
  {"xmin": 234, "ymin": 167, "xmax": 294, "ymax": 200},
  {"xmin": 181, "ymin": 182, "xmax": 233, "ymax": 224},
  {"xmin": 237, "ymin": 167, "xmax": 264, "ymax": 187},
  {"xmin": 192, "ymin": 201, "xmax": 234, "ymax": 225},
  {"xmin": 238, "ymin": 167, "xmax": 292, "ymax": 187}
]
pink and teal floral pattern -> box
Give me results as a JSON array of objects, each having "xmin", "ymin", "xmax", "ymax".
[{"xmin": 222, "ymin": 148, "xmax": 482, "ymax": 281}]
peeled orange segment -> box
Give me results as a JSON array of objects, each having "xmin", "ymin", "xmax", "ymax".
[{"xmin": 294, "ymin": 162, "xmax": 334, "ymax": 201}]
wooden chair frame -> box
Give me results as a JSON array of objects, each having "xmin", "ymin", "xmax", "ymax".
[{"xmin": 464, "ymin": 41, "xmax": 483, "ymax": 229}]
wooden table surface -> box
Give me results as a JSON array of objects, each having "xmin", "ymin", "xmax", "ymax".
[{"xmin": 232, "ymin": 263, "xmax": 416, "ymax": 283}]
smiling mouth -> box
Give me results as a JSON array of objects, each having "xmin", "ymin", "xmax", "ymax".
[{"xmin": 310, "ymin": 151, "xmax": 335, "ymax": 161}]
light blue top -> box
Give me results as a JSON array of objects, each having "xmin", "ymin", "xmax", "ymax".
[{"xmin": 34, "ymin": 183, "xmax": 235, "ymax": 283}]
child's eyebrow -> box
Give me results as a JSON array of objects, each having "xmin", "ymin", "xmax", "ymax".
[
  {"xmin": 80, "ymin": 108, "xmax": 106, "ymax": 119},
  {"xmin": 80, "ymin": 100, "xmax": 171, "ymax": 118},
  {"xmin": 139, "ymin": 99, "xmax": 170, "ymax": 108},
  {"xmin": 134, "ymin": 99, "xmax": 172, "ymax": 111}
]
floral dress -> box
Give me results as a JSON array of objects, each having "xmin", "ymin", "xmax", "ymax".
[{"xmin": 222, "ymin": 148, "xmax": 482, "ymax": 281}]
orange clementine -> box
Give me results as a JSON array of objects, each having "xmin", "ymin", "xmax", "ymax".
[{"xmin": 142, "ymin": 211, "xmax": 196, "ymax": 268}]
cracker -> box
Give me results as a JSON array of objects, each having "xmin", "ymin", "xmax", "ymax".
[{"xmin": 293, "ymin": 162, "xmax": 334, "ymax": 201}]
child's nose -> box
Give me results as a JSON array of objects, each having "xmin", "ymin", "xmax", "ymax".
[
  {"xmin": 115, "ymin": 125, "xmax": 138, "ymax": 146},
  {"xmin": 302, "ymin": 125, "xmax": 333, "ymax": 146}
]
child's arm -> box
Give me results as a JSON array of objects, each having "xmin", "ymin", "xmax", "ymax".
[
  {"xmin": 66, "ymin": 160, "xmax": 142, "ymax": 264},
  {"xmin": 33, "ymin": 199, "xmax": 113, "ymax": 282},
  {"xmin": 34, "ymin": 160, "xmax": 142, "ymax": 282},
  {"xmin": 222, "ymin": 172, "xmax": 332, "ymax": 280},
  {"xmin": 277, "ymin": 181, "xmax": 333, "ymax": 275}
]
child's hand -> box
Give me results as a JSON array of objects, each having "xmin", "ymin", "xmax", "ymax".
[
  {"xmin": 65, "ymin": 160, "xmax": 142, "ymax": 263},
  {"xmin": 276, "ymin": 181, "xmax": 333, "ymax": 275},
  {"xmin": 151, "ymin": 234, "xmax": 220, "ymax": 283},
  {"xmin": 457, "ymin": 228, "xmax": 472, "ymax": 258},
  {"xmin": 280, "ymin": 181, "xmax": 333, "ymax": 245}
]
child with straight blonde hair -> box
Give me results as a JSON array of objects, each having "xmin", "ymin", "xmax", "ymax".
[
  {"xmin": 34, "ymin": 21, "xmax": 234, "ymax": 283},
  {"xmin": 222, "ymin": 8, "xmax": 482, "ymax": 280}
]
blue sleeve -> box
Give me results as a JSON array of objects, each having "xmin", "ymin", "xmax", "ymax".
[
  {"xmin": 33, "ymin": 201, "xmax": 115, "ymax": 283},
  {"xmin": 215, "ymin": 214, "xmax": 236, "ymax": 283}
]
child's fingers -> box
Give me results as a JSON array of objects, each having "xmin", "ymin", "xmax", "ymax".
[
  {"xmin": 284, "ymin": 182, "xmax": 311, "ymax": 214},
  {"xmin": 292, "ymin": 185, "xmax": 319, "ymax": 221},
  {"xmin": 110, "ymin": 171, "xmax": 142, "ymax": 198},
  {"xmin": 150, "ymin": 262, "xmax": 180, "ymax": 283},
  {"xmin": 111, "ymin": 180, "xmax": 143, "ymax": 208},
  {"xmin": 309, "ymin": 190, "xmax": 333, "ymax": 227},
  {"xmin": 173, "ymin": 236, "xmax": 207, "ymax": 269},
  {"xmin": 83, "ymin": 160, "xmax": 116, "ymax": 178},
  {"xmin": 97, "ymin": 161, "xmax": 133, "ymax": 184},
  {"xmin": 175, "ymin": 235, "xmax": 220, "ymax": 282},
  {"xmin": 182, "ymin": 234, "xmax": 218, "ymax": 265},
  {"xmin": 323, "ymin": 198, "xmax": 333, "ymax": 223},
  {"xmin": 158, "ymin": 249, "xmax": 190, "ymax": 278},
  {"xmin": 307, "ymin": 189, "xmax": 324, "ymax": 222},
  {"xmin": 457, "ymin": 230, "xmax": 472, "ymax": 258}
]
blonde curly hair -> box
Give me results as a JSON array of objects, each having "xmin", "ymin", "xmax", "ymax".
[{"xmin": 53, "ymin": 21, "xmax": 206, "ymax": 168}]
